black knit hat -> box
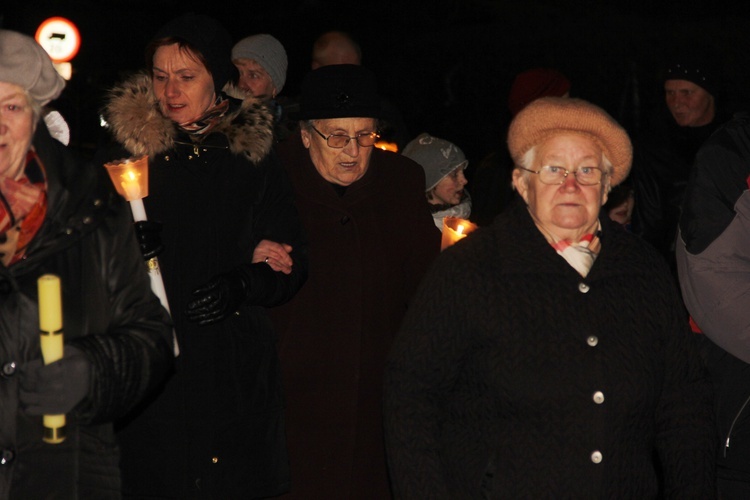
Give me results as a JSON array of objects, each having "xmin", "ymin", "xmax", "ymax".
[
  {"xmin": 663, "ymin": 47, "xmax": 722, "ymax": 98},
  {"xmin": 299, "ymin": 64, "xmax": 381, "ymax": 120},
  {"xmin": 151, "ymin": 13, "xmax": 235, "ymax": 92}
]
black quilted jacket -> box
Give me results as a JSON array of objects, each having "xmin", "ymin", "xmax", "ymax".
[{"xmin": 0, "ymin": 124, "xmax": 173, "ymax": 499}]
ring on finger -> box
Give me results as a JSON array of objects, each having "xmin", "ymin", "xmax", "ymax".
[{"xmin": 264, "ymin": 256, "xmax": 269, "ymax": 263}]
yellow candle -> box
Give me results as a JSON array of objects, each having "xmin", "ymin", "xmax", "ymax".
[
  {"xmin": 37, "ymin": 274, "xmax": 66, "ymax": 444},
  {"xmin": 38, "ymin": 274, "xmax": 62, "ymax": 335}
]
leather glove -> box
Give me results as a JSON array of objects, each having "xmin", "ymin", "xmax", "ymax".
[
  {"xmin": 185, "ymin": 269, "xmax": 249, "ymax": 326},
  {"xmin": 19, "ymin": 346, "xmax": 91, "ymax": 415},
  {"xmin": 134, "ymin": 220, "xmax": 164, "ymax": 260}
]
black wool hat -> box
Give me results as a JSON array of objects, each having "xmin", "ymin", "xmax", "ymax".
[
  {"xmin": 299, "ymin": 64, "xmax": 381, "ymax": 120},
  {"xmin": 151, "ymin": 13, "xmax": 235, "ymax": 92},
  {"xmin": 662, "ymin": 47, "xmax": 722, "ymax": 98}
]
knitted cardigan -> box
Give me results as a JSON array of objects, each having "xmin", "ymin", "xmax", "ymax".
[{"xmin": 385, "ymin": 203, "xmax": 715, "ymax": 499}]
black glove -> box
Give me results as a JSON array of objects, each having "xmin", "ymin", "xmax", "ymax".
[
  {"xmin": 19, "ymin": 346, "xmax": 91, "ymax": 415},
  {"xmin": 134, "ymin": 220, "xmax": 164, "ymax": 260},
  {"xmin": 185, "ymin": 270, "xmax": 249, "ymax": 326}
]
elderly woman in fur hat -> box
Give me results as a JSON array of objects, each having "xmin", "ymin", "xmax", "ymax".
[
  {"xmin": 97, "ymin": 13, "xmax": 307, "ymax": 499},
  {"xmin": 384, "ymin": 97, "xmax": 716, "ymax": 498},
  {"xmin": 0, "ymin": 30, "xmax": 173, "ymax": 498}
]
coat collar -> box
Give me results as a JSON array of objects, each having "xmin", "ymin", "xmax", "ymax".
[
  {"xmin": 103, "ymin": 72, "xmax": 275, "ymax": 164},
  {"xmin": 476, "ymin": 202, "xmax": 646, "ymax": 282}
]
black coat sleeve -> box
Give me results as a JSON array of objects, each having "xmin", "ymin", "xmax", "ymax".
[
  {"xmin": 67, "ymin": 186, "xmax": 173, "ymax": 425},
  {"xmin": 239, "ymin": 150, "xmax": 308, "ymax": 307}
]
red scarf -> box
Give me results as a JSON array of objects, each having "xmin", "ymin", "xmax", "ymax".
[{"xmin": 0, "ymin": 150, "xmax": 48, "ymax": 267}]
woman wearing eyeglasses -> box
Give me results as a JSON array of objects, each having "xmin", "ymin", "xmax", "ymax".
[
  {"xmin": 384, "ymin": 97, "xmax": 715, "ymax": 498},
  {"xmin": 267, "ymin": 64, "xmax": 440, "ymax": 498}
]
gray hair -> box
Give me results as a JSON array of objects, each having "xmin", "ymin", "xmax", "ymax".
[
  {"xmin": 25, "ymin": 89, "xmax": 43, "ymax": 126},
  {"xmin": 299, "ymin": 118, "xmax": 381, "ymax": 133}
]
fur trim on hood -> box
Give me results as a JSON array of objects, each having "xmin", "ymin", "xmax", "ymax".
[{"xmin": 103, "ymin": 72, "xmax": 274, "ymax": 164}]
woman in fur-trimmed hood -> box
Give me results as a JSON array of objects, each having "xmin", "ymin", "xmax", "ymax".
[{"xmin": 97, "ymin": 13, "xmax": 307, "ymax": 499}]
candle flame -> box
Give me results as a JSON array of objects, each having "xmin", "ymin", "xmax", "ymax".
[
  {"xmin": 120, "ymin": 169, "xmax": 142, "ymax": 200},
  {"xmin": 457, "ymin": 224, "xmax": 465, "ymax": 235}
]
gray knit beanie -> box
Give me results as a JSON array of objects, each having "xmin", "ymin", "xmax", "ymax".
[
  {"xmin": 232, "ymin": 34, "xmax": 288, "ymax": 94},
  {"xmin": 0, "ymin": 29, "xmax": 65, "ymax": 106},
  {"xmin": 403, "ymin": 133, "xmax": 468, "ymax": 191}
]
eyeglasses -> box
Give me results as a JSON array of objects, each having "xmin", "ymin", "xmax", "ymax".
[
  {"xmin": 310, "ymin": 124, "xmax": 379, "ymax": 148},
  {"xmin": 519, "ymin": 166, "xmax": 605, "ymax": 186}
]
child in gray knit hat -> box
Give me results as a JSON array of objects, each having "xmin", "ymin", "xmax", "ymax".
[{"xmin": 402, "ymin": 132, "xmax": 471, "ymax": 231}]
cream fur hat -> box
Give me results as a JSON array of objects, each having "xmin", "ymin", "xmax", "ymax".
[
  {"xmin": 507, "ymin": 97, "xmax": 632, "ymax": 186},
  {"xmin": 0, "ymin": 29, "xmax": 65, "ymax": 106}
]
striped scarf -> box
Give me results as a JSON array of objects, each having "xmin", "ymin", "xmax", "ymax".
[
  {"xmin": 550, "ymin": 222, "xmax": 602, "ymax": 277},
  {"xmin": 177, "ymin": 93, "xmax": 230, "ymax": 137}
]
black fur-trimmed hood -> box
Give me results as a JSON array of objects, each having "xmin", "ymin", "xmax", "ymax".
[{"xmin": 102, "ymin": 72, "xmax": 274, "ymax": 164}]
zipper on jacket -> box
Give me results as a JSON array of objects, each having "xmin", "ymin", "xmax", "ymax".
[
  {"xmin": 724, "ymin": 393, "xmax": 750, "ymax": 458},
  {"xmin": 173, "ymin": 140, "xmax": 229, "ymax": 156}
]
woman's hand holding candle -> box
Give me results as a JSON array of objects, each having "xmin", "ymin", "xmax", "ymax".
[{"xmin": 19, "ymin": 346, "xmax": 91, "ymax": 415}]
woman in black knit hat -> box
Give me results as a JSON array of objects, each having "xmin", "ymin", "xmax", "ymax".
[{"xmin": 98, "ymin": 13, "xmax": 307, "ymax": 499}]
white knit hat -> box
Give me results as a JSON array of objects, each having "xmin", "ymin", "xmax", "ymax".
[
  {"xmin": 232, "ymin": 34, "xmax": 288, "ymax": 94},
  {"xmin": 0, "ymin": 30, "xmax": 65, "ymax": 106}
]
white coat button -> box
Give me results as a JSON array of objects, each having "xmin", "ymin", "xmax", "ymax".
[
  {"xmin": 0, "ymin": 449, "xmax": 15, "ymax": 465},
  {"xmin": 587, "ymin": 336, "xmax": 598, "ymax": 347},
  {"xmin": 578, "ymin": 283, "xmax": 590, "ymax": 293},
  {"xmin": 593, "ymin": 391, "xmax": 605, "ymax": 404},
  {"xmin": 591, "ymin": 450, "xmax": 602, "ymax": 464}
]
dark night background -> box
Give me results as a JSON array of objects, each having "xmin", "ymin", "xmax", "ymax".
[{"xmin": 2, "ymin": 0, "xmax": 749, "ymax": 169}]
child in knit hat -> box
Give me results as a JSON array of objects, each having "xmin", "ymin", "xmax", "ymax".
[{"xmin": 402, "ymin": 132, "xmax": 471, "ymax": 231}]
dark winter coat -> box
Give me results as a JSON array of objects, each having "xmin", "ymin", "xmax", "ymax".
[
  {"xmin": 0, "ymin": 123, "xmax": 173, "ymax": 499},
  {"xmin": 385, "ymin": 202, "xmax": 715, "ymax": 499},
  {"xmin": 273, "ymin": 135, "xmax": 440, "ymax": 499},
  {"xmin": 677, "ymin": 112, "xmax": 750, "ymax": 494},
  {"xmin": 101, "ymin": 73, "xmax": 307, "ymax": 499},
  {"xmin": 630, "ymin": 108, "xmax": 725, "ymax": 265}
]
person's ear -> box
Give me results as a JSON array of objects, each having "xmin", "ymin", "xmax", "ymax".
[
  {"xmin": 300, "ymin": 127, "xmax": 311, "ymax": 149},
  {"xmin": 512, "ymin": 168, "xmax": 530, "ymax": 204}
]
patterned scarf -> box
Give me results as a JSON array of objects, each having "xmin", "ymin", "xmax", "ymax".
[
  {"xmin": 0, "ymin": 150, "xmax": 48, "ymax": 267},
  {"xmin": 177, "ymin": 93, "xmax": 230, "ymax": 138},
  {"xmin": 549, "ymin": 221, "xmax": 602, "ymax": 278}
]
